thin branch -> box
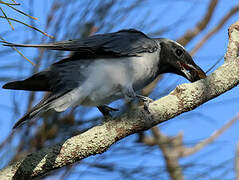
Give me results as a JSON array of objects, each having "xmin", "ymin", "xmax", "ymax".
[
  {"xmin": 151, "ymin": 127, "xmax": 184, "ymax": 180},
  {"xmin": 205, "ymin": 56, "xmax": 223, "ymax": 74},
  {"xmin": 180, "ymin": 113, "xmax": 239, "ymax": 157},
  {"xmin": 190, "ymin": 4, "xmax": 239, "ymax": 56},
  {"xmin": 0, "ymin": 16, "xmax": 53, "ymax": 38},
  {"xmin": 0, "ymin": 1, "xmax": 20, "ymax": 6},
  {"xmin": 5, "ymin": 4, "xmax": 37, "ymax": 20},
  {"xmin": 10, "ymin": 0, "xmax": 18, "ymax": 4},
  {"xmin": 0, "ymin": 36, "xmax": 35, "ymax": 65},
  {"xmin": 177, "ymin": 0, "xmax": 218, "ymax": 46},
  {"xmin": 0, "ymin": 7, "xmax": 14, "ymax": 30}
]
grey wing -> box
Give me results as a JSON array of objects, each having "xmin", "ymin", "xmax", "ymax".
[{"xmin": 2, "ymin": 29, "xmax": 159, "ymax": 58}]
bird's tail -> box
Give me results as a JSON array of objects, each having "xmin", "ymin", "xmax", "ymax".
[
  {"xmin": 2, "ymin": 71, "xmax": 51, "ymax": 91},
  {"xmin": 13, "ymin": 102, "xmax": 48, "ymax": 129},
  {"xmin": 13, "ymin": 90, "xmax": 71, "ymax": 129}
]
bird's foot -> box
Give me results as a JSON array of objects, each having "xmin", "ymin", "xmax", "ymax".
[
  {"xmin": 136, "ymin": 95, "xmax": 153, "ymax": 113},
  {"xmin": 97, "ymin": 105, "xmax": 119, "ymax": 117}
]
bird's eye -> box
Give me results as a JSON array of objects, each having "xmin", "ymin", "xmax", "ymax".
[{"xmin": 175, "ymin": 49, "xmax": 183, "ymax": 57}]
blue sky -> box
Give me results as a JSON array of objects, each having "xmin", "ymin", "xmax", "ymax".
[{"xmin": 0, "ymin": 0, "xmax": 239, "ymax": 179}]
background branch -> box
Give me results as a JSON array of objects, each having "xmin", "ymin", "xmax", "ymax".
[
  {"xmin": 180, "ymin": 113, "xmax": 239, "ymax": 157},
  {"xmin": 177, "ymin": 0, "xmax": 218, "ymax": 46},
  {"xmin": 151, "ymin": 127, "xmax": 184, "ymax": 180},
  {"xmin": 190, "ymin": 4, "xmax": 239, "ymax": 56}
]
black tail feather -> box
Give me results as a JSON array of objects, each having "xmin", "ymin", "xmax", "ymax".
[
  {"xmin": 12, "ymin": 90, "xmax": 71, "ymax": 129},
  {"xmin": 2, "ymin": 72, "xmax": 51, "ymax": 91},
  {"xmin": 13, "ymin": 112, "xmax": 32, "ymax": 129},
  {"xmin": 13, "ymin": 101, "xmax": 49, "ymax": 129}
]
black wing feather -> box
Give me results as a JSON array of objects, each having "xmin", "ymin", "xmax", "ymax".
[
  {"xmin": 2, "ymin": 71, "xmax": 51, "ymax": 91},
  {"xmin": 2, "ymin": 29, "xmax": 159, "ymax": 59}
]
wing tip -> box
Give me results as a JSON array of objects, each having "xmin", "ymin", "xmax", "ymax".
[
  {"xmin": 2, "ymin": 82, "xmax": 19, "ymax": 90},
  {"xmin": 12, "ymin": 121, "xmax": 22, "ymax": 129},
  {"xmin": 2, "ymin": 82, "xmax": 12, "ymax": 89},
  {"xmin": 12, "ymin": 115, "xmax": 28, "ymax": 129},
  {"xmin": 2, "ymin": 84, "xmax": 7, "ymax": 89}
]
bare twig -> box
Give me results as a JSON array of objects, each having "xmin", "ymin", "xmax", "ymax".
[
  {"xmin": 180, "ymin": 113, "xmax": 239, "ymax": 157},
  {"xmin": 177, "ymin": 0, "xmax": 218, "ymax": 46},
  {"xmin": 0, "ymin": 1, "xmax": 20, "ymax": 6},
  {"xmin": 191, "ymin": 4, "xmax": 239, "ymax": 56},
  {"xmin": 151, "ymin": 127, "xmax": 184, "ymax": 180},
  {"xmin": 5, "ymin": 4, "xmax": 37, "ymax": 20},
  {"xmin": 0, "ymin": 7, "xmax": 14, "ymax": 30},
  {"xmin": 0, "ymin": 36, "xmax": 35, "ymax": 65},
  {"xmin": 0, "ymin": 16, "xmax": 53, "ymax": 38}
]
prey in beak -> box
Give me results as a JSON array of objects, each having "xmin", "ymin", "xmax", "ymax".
[
  {"xmin": 178, "ymin": 61, "xmax": 206, "ymax": 82},
  {"xmin": 158, "ymin": 38, "xmax": 206, "ymax": 83}
]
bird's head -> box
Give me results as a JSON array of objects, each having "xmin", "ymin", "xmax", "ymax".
[{"xmin": 157, "ymin": 39, "xmax": 206, "ymax": 82}]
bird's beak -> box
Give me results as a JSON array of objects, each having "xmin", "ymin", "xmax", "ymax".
[{"xmin": 178, "ymin": 62, "xmax": 206, "ymax": 82}]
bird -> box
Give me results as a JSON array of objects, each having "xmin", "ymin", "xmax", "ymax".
[{"xmin": 2, "ymin": 29, "xmax": 206, "ymax": 128}]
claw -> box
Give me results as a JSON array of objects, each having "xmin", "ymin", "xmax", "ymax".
[
  {"xmin": 136, "ymin": 95, "xmax": 153, "ymax": 113},
  {"xmin": 97, "ymin": 105, "xmax": 119, "ymax": 117}
]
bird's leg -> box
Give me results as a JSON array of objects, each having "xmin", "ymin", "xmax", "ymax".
[
  {"xmin": 97, "ymin": 105, "xmax": 119, "ymax": 117},
  {"xmin": 122, "ymin": 85, "xmax": 137, "ymax": 103},
  {"xmin": 122, "ymin": 86, "xmax": 153, "ymax": 113},
  {"xmin": 136, "ymin": 94, "xmax": 153, "ymax": 113}
]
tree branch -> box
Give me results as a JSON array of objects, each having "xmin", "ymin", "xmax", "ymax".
[
  {"xmin": 140, "ymin": 114, "xmax": 239, "ymax": 178},
  {"xmin": 190, "ymin": 4, "xmax": 239, "ymax": 56},
  {"xmin": 177, "ymin": 0, "xmax": 218, "ymax": 46},
  {"xmin": 225, "ymin": 19, "xmax": 239, "ymax": 62},
  {"xmin": 151, "ymin": 127, "xmax": 184, "ymax": 180},
  {"xmin": 0, "ymin": 20, "xmax": 239, "ymax": 180},
  {"xmin": 180, "ymin": 113, "xmax": 239, "ymax": 157}
]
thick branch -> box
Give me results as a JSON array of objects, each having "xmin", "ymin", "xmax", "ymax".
[
  {"xmin": 0, "ymin": 21, "xmax": 239, "ymax": 180},
  {"xmin": 225, "ymin": 19, "xmax": 239, "ymax": 62}
]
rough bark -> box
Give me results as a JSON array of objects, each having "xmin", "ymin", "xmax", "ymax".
[{"xmin": 0, "ymin": 21, "xmax": 239, "ymax": 180}]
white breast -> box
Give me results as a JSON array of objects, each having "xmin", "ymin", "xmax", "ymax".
[{"xmin": 77, "ymin": 51, "xmax": 160, "ymax": 106}]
